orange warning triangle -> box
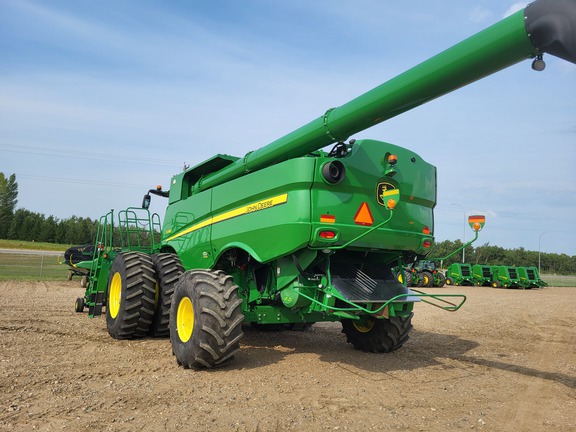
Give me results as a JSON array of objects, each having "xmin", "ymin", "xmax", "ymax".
[{"xmin": 354, "ymin": 202, "xmax": 374, "ymax": 226}]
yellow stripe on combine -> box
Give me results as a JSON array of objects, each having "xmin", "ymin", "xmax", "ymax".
[{"xmin": 165, "ymin": 193, "xmax": 288, "ymax": 242}]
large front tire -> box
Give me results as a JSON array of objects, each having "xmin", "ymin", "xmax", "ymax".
[
  {"xmin": 105, "ymin": 252, "xmax": 156, "ymax": 339},
  {"xmin": 341, "ymin": 313, "xmax": 413, "ymax": 353},
  {"xmin": 149, "ymin": 253, "xmax": 184, "ymax": 337},
  {"xmin": 170, "ymin": 270, "xmax": 244, "ymax": 368}
]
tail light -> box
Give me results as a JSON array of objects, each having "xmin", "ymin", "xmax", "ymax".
[{"xmin": 319, "ymin": 230, "xmax": 336, "ymax": 239}]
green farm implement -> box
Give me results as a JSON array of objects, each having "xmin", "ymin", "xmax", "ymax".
[
  {"xmin": 445, "ymin": 263, "xmax": 475, "ymax": 286},
  {"xmin": 59, "ymin": 244, "xmax": 95, "ymax": 289},
  {"xmin": 75, "ymin": 0, "xmax": 576, "ymax": 368},
  {"xmin": 517, "ymin": 266, "xmax": 547, "ymax": 288},
  {"xmin": 490, "ymin": 265, "xmax": 523, "ymax": 288},
  {"xmin": 406, "ymin": 261, "xmax": 446, "ymax": 288},
  {"xmin": 472, "ymin": 264, "xmax": 493, "ymax": 287}
]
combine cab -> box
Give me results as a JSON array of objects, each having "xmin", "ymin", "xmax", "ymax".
[{"xmin": 76, "ymin": 0, "xmax": 576, "ymax": 368}]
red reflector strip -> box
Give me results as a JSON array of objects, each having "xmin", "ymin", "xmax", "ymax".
[
  {"xmin": 320, "ymin": 214, "xmax": 336, "ymax": 223},
  {"xmin": 354, "ymin": 202, "xmax": 374, "ymax": 226}
]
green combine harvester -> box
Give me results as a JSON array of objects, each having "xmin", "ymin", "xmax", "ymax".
[{"xmin": 75, "ymin": 0, "xmax": 576, "ymax": 368}]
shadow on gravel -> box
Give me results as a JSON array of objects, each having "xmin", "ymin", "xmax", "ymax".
[
  {"xmin": 231, "ymin": 323, "xmax": 480, "ymax": 373},
  {"xmin": 454, "ymin": 355, "xmax": 576, "ymax": 388}
]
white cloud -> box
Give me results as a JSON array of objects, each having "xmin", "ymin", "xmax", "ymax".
[{"xmin": 503, "ymin": 2, "xmax": 529, "ymax": 18}]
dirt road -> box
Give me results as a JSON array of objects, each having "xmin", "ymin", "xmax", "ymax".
[{"xmin": 0, "ymin": 280, "xmax": 574, "ymax": 431}]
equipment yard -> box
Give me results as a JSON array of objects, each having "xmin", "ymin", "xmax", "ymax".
[{"xmin": 1, "ymin": 280, "xmax": 574, "ymax": 432}]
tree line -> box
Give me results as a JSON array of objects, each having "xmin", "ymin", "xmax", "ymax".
[
  {"xmin": 1, "ymin": 172, "xmax": 574, "ymax": 274},
  {"xmin": 428, "ymin": 240, "xmax": 575, "ymax": 275},
  {"xmin": 0, "ymin": 173, "xmax": 98, "ymax": 245}
]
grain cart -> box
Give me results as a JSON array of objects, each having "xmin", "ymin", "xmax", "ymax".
[
  {"xmin": 77, "ymin": 0, "xmax": 576, "ymax": 368},
  {"xmin": 445, "ymin": 263, "xmax": 475, "ymax": 286},
  {"xmin": 490, "ymin": 265, "xmax": 523, "ymax": 288},
  {"xmin": 472, "ymin": 264, "xmax": 493, "ymax": 286}
]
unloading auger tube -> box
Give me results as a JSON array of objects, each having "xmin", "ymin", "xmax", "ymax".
[{"xmin": 195, "ymin": 0, "xmax": 576, "ymax": 192}]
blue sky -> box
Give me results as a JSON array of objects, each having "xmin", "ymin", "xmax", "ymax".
[{"xmin": 1, "ymin": 0, "xmax": 575, "ymax": 256}]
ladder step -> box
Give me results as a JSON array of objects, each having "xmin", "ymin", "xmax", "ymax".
[{"xmin": 88, "ymin": 291, "xmax": 105, "ymax": 317}]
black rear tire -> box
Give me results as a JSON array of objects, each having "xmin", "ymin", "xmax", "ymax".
[
  {"xmin": 341, "ymin": 313, "xmax": 413, "ymax": 353},
  {"xmin": 435, "ymin": 272, "xmax": 446, "ymax": 287},
  {"xmin": 170, "ymin": 270, "xmax": 244, "ymax": 369},
  {"xmin": 149, "ymin": 253, "xmax": 184, "ymax": 337},
  {"xmin": 105, "ymin": 252, "xmax": 156, "ymax": 339}
]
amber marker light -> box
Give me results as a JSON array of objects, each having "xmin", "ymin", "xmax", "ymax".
[
  {"xmin": 387, "ymin": 199, "xmax": 397, "ymax": 210},
  {"xmin": 473, "ymin": 222, "xmax": 481, "ymax": 231},
  {"xmin": 422, "ymin": 226, "xmax": 431, "ymax": 235},
  {"xmin": 387, "ymin": 154, "xmax": 398, "ymax": 165}
]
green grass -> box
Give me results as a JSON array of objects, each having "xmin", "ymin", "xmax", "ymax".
[
  {"xmin": 0, "ymin": 239, "xmax": 71, "ymax": 252},
  {"xmin": 0, "ymin": 251, "xmax": 69, "ymax": 280},
  {"xmin": 541, "ymin": 274, "xmax": 576, "ymax": 288}
]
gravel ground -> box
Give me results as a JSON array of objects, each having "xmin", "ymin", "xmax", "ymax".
[{"xmin": 0, "ymin": 280, "xmax": 574, "ymax": 432}]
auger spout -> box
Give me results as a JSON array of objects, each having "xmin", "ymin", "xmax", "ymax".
[{"xmin": 195, "ymin": 0, "xmax": 575, "ymax": 193}]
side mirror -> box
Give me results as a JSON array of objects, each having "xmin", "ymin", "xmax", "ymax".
[{"xmin": 142, "ymin": 193, "xmax": 151, "ymax": 209}]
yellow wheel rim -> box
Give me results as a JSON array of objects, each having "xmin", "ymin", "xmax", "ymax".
[
  {"xmin": 353, "ymin": 318, "xmax": 375, "ymax": 333},
  {"xmin": 109, "ymin": 272, "xmax": 122, "ymax": 319},
  {"xmin": 177, "ymin": 297, "xmax": 194, "ymax": 343}
]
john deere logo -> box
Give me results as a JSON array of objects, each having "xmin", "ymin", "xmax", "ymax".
[{"xmin": 377, "ymin": 182, "xmax": 396, "ymax": 206}]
